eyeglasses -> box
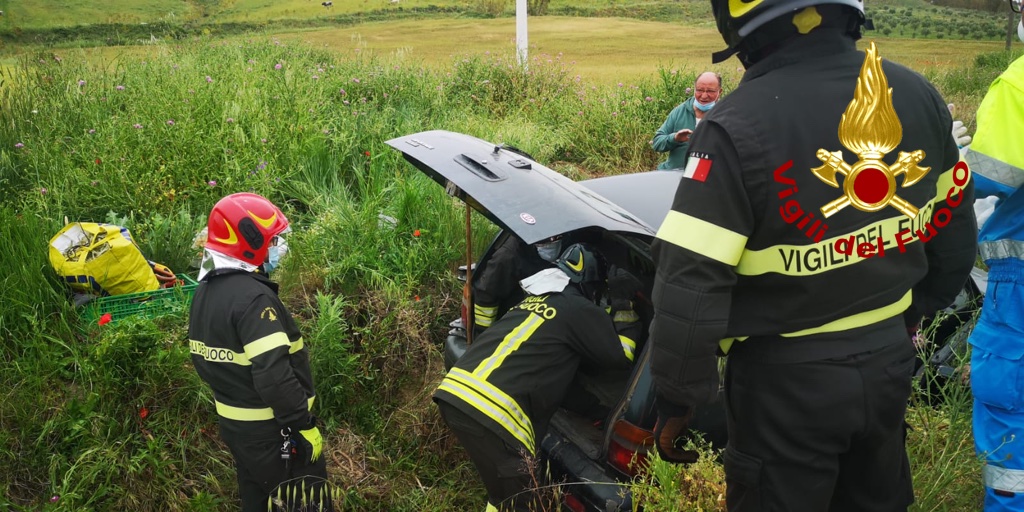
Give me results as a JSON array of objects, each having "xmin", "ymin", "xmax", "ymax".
[
  {"xmin": 1012, "ymin": 0, "xmax": 1021, "ymax": 13},
  {"xmin": 694, "ymin": 88, "xmax": 720, "ymax": 96}
]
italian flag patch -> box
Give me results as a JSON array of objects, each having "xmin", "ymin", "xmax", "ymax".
[{"xmin": 683, "ymin": 152, "xmax": 713, "ymax": 182}]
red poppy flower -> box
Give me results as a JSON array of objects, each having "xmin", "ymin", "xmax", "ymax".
[
  {"xmin": 364, "ymin": 151, "xmax": 371, "ymax": 157},
  {"xmin": 98, "ymin": 313, "xmax": 112, "ymax": 326},
  {"xmin": 95, "ymin": 158, "xmax": 101, "ymax": 165},
  {"xmin": 413, "ymin": 229, "xmax": 421, "ymax": 237},
  {"xmin": 414, "ymin": 295, "xmax": 420, "ymax": 301},
  {"xmin": 139, "ymin": 407, "xmax": 149, "ymax": 420}
]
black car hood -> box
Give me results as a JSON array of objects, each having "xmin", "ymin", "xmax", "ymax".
[
  {"xmin": 581, "ymin": 171, "xmax": 682, "ymax": 232},
  {"xmin": 386, "ymin": 130, "xmax": 655, "ymax": 245}
]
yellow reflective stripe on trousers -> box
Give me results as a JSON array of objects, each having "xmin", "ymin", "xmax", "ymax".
[
  {"xmin": 983, "ymin": 464, "xmax": 1024, "ymax": 493},
  {"xmin": 473, "ymin": 313, "xmax": 544, "ymax": 379},
  {"xmin": 486, "ymin": 503, "xmax": 499, "ymax": 512},
  {"xmin": 620, "ymin": 335, "xmax": 636, "ymax": 362},
  {"xmin": 439, "ymin": 371, "xmax": 535, "ymax": 454},
  {"xmin": 736, "ymin": 167, "xmax": 965, "ymax": 276},
  {"xmin": 656, "ymin": 210, "xmax": 748, "ymax": 266},
  {"xmin": 216, "ymin": 396, "xmax": 316, "ymax": 421}
]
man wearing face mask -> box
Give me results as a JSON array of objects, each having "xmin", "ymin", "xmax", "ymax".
[
  {"xmin": 472, "ymin": 234, "xmax": 565, "ymax": 335},
  {"xmin": 965, "ymin": 2, "xmax": 1024, "ymax": 508},
  {"xmin": 189, "ymin": 193, "xmax": 331, "ymax": 511},
  {"xmin": 650, "ymin": 71, "xmax": 723, "ymax": 170}
]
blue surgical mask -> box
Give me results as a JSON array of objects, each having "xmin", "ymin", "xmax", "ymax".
[
  {"xmin": 536, "ymin": 240, "xmax": 562, "ymax": 263},
  {"xmin": 263, "ymin": 236, "xmax": 288, "ymax": 273},
  {"xmin": 264, "ymin": 245, "xmax": 282, "ymax": 273},
  {"xmin": 694, "ymin": 98, "xmax": 716, "ymax": 112}
]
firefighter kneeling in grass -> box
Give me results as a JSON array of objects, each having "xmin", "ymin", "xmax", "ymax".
[
  {"xmin": 434, "ymin": 243, "xmax": 642, "ymax": 511},
  {"xmin": 189, "ymin": 193, "xmax": 331, "ymax": 512}
]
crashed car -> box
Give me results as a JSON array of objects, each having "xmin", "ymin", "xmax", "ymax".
[{"xmin": 386, "ymin": 130, "xmax": 728, "ymax": 512}]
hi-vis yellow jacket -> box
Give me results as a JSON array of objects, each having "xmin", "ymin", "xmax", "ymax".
[
  {"xmin": 434, "ymin": 286, "xmax": 638, "ymax": 455},
  {"xmin": 650, "ymin": 32, "xmax": 978, "ymax": 408},
  {"xmin": 188, "ymin": 271, "xmax": 316, "ymax": 436}
]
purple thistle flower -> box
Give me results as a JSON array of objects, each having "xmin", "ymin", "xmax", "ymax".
[
  {"xmin": 207, "ymin": 180, "xmax": 217, "ymax": 187},
  {"xmin": 645, "ymin": 96, "xmax": 653, "ymax": 102},
  {"xmin": 274, "ymin": 63, "xmax": 283, "ymax": 70},
  {"xmin": 226, "ymin": 118, "xmax": 234, "ymax": 123},
  {"xmin": 352, "ymin": 78, "xmax": 360, "ymax": 83},
  {"xmin": 40, "ymin": 187, "xmax": 47, "ymax": 194},
  {"xmin": 339, "ymin": 88, "xmax": 346, "ymax": 95},
  {"xmin": 116, "ymin": 85, "xmax": 125, "ymax": 91},
  {"xmin": 88, "ymin": 129, "xmax": 96, "ymax": 134},
  {"xmin": 14, "ymin": 142, "xmax": 24, "ymax": 148},
  {"xmin": 78, "ymin": 80, "xmax": 86, "ymax": 86},
  {"xmin": 166, "ymin": 119, "xmax": 175, "ymax": 126},
  {"xmin": 685, "ymin": 87, "xmax": 692, "ymax": 94},
  {"xmin": 205, "ymin": 76, "xmax": 213, "ymax": 83},
  {"xmin": 133, "ymin": 123, "xmax": 143, "ymax": 129}
]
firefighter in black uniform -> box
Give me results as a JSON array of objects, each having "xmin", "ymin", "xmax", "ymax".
[
  {"xmin": 472, "ymin": 234, "xmax": 562, "ymax": 334},
  {"xmin": 648, "ymin": 1, "xmax": 978, "ymax": 510},
  {"xmin": 188, "ymin": 192, "xmax": 330, "ymax": 512},
  {"xmin": 435, "ymin": 243, "xmax": 641, "ymax": 511}
]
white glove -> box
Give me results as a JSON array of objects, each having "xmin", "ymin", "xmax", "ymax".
[
  {"xmin": 952, "ymin": 120, "xmax": 972, "ymax": 148},
  {"xmin": 974, "ymin": 195, "xmax": 1000, "ymax": 229}
]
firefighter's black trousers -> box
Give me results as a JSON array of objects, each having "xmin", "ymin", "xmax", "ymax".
[
  {"xmin": 438, "ymin": 401, "xmax": 545, "ymax": 511},
  {"xmin": 221, "ymin": 425, "xmax": 331, "ymax": 512},
  {"xmin": 723, "ymin": 337, "xmax": 916, "ymax": 512}
]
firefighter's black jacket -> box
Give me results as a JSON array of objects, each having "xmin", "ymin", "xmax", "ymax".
[
  {"xmin": 472, "ymin": 236, "xmax": 552, "ymax": 331},
  {"xmin": 434, "ymin": 285, "xmax": 637, "ymax": 455},
  {"xmin": 650, "ymin": 30, "xmax": 978, "ymax": 408},
  {"xmin": 188, "ymin": 271, "xmax": 316, "ymax": 436}
]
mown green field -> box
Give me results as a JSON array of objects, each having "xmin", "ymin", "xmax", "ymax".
[{"xmin": 0, "ymin": 1, "xmax": 1016, "ymax": 511}]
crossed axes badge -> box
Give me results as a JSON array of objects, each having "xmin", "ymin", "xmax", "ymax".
[{"xmin": 811, "ymin": 42, "xmax": 930, "ymax": 220}]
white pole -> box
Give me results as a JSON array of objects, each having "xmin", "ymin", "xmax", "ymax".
[{"xmin": 516, "ymin": 0, "xmax": 528, "ymax": 67}]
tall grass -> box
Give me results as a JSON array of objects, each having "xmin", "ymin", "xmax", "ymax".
[{"xmin": 0, "ymin": 30, "xmax": 1003, "ymax": 510}]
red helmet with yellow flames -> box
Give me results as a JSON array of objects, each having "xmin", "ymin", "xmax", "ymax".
[{"xmin": 205, "ymin": 192, "xmax": 289, "ymax": 267}]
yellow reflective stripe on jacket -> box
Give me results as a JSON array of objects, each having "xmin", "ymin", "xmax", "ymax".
[
  {"xmin": 439, "ymin": 370, "xmax": 535, "ymax": 453},
  {"xmin": 781, "ymin": 290, "xmax": 912, "ymax": 338},
  {"xmin": 473, "ymin": 313, "xmax": 544, "ymax": 379},
  {"xmin": 620, "ymin": 335, "xmax": 636, "ymax": 362},
  {"xmin": 719, "ymin": 291, "xmax": 912, "ymax": 353},
  {"xmin": 486, "ymin": 503, "xmax": 499, "ymax": 512},
  {"xmin": 244, "ymin": 332, "xmax": 293, "ymax": 360},
  {"xmin": 736, "ymin": 166, "xmax": 964, "ymax": 277},
  {"xmin": 215, "ymin": 396, "xmax": 315, "ymax": 421},
  {"xmin": 656, "ymin": 210, "xmax": 748, "ymax": 266},
  {"xmin": 474, "ymin": 304, "xmax": 498, "ymax": 328},
  {"xmin": 613, "ymin": 310, "xmax": 640, "ymax": 323},
  {"xmin": 189, "ymin": 339, "xmax": 251, "ymax": 366}
]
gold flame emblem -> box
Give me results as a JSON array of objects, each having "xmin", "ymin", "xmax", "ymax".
[{"xmin": 812, "ymin": 42, "xmax": 929, "ymax": 219}]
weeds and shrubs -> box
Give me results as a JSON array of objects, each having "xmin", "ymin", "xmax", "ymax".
[{"xmin": 0, "ymin": 26, "xmax": 1003, "ymax": 511}]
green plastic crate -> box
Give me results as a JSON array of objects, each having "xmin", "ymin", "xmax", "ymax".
[{"xmin": 80, "ymin": 274, "xmax": 199, "ymax": 327}]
